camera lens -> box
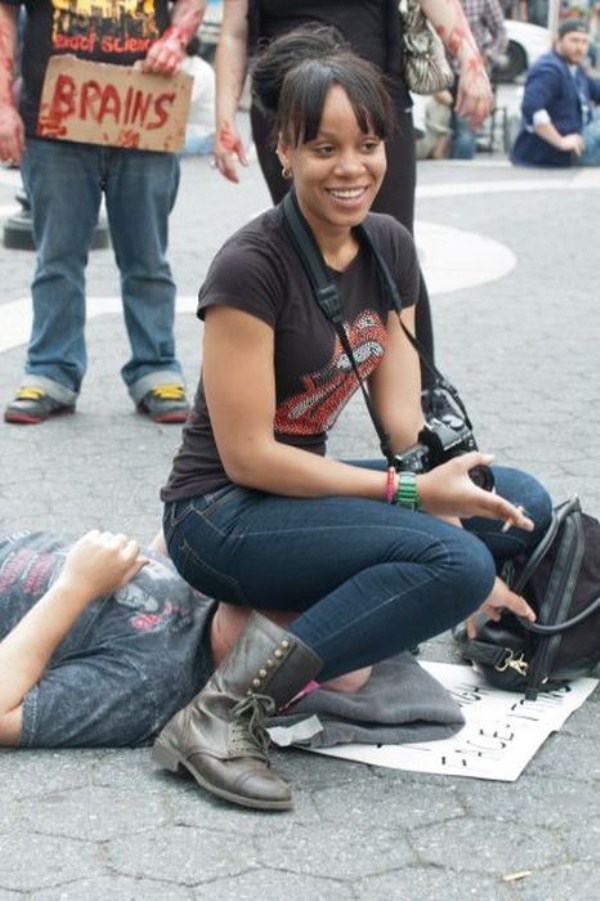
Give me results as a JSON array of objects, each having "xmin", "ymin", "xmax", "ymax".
[{"xmin": 469, "ymin": 464, "xmax": 494, "ymax": 492}]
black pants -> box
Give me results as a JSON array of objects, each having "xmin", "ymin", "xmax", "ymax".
[{"xmin": 250, "ymin": 99, "xmax": 436, "ymax": 389}]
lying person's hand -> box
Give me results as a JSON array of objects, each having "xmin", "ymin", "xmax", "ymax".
[
  {"xmin": 466, "ymin": 576, "xmax": 536, "ymax": 639},
  {"xmin": 58, "ymin": 530, "xmax": 148, "ymax": 599},
  {"xmin": 418, "ymin": 451, "xmax": 534, "ymax": 530}
]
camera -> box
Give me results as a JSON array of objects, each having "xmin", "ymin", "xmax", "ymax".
[{"xmin": 394, "ymin": 418, "xmax": 494, "ymax": 492}]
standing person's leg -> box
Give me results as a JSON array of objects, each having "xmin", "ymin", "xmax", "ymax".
[
  {"xmin": 103, "ymin": 147, "xmax": 188, "ymax": 423},
  {"xmin": 250, "ymin": 103, "xmax": 289, "ymax": 203},
  {"xmin": 4, "ymin": 139, "xmax": 102, "ymax": 424},
  {"xmin": 369, "ymin": 103, "xmax": 437, "ymax": 393}
]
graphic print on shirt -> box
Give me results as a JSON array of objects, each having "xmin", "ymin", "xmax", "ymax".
[
  {"xmin": 114, "ymin": 559, "xmax": 193, "ymax": 634},
  {"xmin": 0, "ymin": 542, "xmax": 64, "ymax": 600},
  {"xmin": 275, "ymin": 310, "xmax": 387, "ymax": 436},
  {"xmin": 51, "ymin": 0, "xmax": 160, "ymax": 56}
]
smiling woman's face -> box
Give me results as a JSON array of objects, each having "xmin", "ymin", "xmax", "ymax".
[{"xmin": 277, "ymin": 85, "xmax": 387, "ymax": 245}]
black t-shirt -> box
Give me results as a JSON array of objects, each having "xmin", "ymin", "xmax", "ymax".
[
  {"xmin": 161, "ymin": 204, "xmax": 419, "ymax": 502},
  {"xmin": 255, "ymin": 0, "xmax": 390, "ymax": 73},
  {"xmin": 5, "ymin": 0, "xmax": 171, "ymax": 134}
]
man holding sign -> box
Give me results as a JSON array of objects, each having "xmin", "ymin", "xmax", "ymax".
[{"xmin": 0, "ymin": 0, "xmax": 205, "ymax": 425}]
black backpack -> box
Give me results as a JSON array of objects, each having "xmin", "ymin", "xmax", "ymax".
[{"xmin": 454, "ymin": 496, "xmax": 600, "ymax": 699}]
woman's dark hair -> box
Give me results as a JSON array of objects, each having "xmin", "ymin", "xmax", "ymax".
[
  {"xmin": 251, "ymin": 27, "xmax": 394, "ymax": 146},
  {"xmin": 251, "ymin": 26, "xmax": 348, "ymax": 118}
]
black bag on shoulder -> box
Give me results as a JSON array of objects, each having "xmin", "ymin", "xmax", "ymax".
[{"xmin": 454, "ymin": 496, "xmax": 600, "ymax": 700}]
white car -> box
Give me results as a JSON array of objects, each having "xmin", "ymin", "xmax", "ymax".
[
  {"xmin": 198, "ymin": 2, "xmax": 551, "ymax": 83},
  {"xmin": 500, "ymin": 21, "xmax": 551, "ymax": 82}
]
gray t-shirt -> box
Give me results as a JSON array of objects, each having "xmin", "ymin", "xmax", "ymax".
[
  {"xmin": 162, "ymin": 204, "xmax": 419, "ymax": 501},
  {"xmin": 0, "ymin": 532, "xmax": 215, "ymax": 748}
]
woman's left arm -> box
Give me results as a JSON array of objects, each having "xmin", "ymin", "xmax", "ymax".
[{"xmin": 418, "ymin": 0, "xmax": 493, "ymax": 127}]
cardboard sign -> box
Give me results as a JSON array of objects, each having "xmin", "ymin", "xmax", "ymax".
[{"xmin": 38, "ymin": 56, "xmax": 193, "ymax": 152}]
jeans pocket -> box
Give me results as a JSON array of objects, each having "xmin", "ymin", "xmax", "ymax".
[
  {"xmin": 178, "ymin": 538, "xmax": 247, "ymax": 605},
  {"xmin": 162, "ymin": 501, "xmax": 193, "ymax": 549}
]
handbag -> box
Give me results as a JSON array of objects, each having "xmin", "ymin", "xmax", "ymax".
[
  {"xmin": 454, "ymin": 496, "xmax": 600, "ymax": 699},
  {"xmin": 399, "ymin": 0, "xmax": 454, "ymax": 95}
]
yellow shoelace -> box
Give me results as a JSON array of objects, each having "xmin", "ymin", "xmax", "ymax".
[
  {"xmin": 150, "ymin": 385, "xmax": 186, "ymax": 401},
  {"xmin": 15, "ymin": 387, "xmax": 46, "ymax": 401}
]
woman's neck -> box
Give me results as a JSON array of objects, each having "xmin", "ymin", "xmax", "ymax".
[
  {"xmin": 299, "ymin": 204, "xmax": 361, "ymax": 271},
  {"xmin": 320, "ymin": 231, "xmax": 361, "ymax": 271}
]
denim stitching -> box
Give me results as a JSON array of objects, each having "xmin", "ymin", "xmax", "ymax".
[{"xmin": 180, "ymin": 539, "xmax": 246, "ymax": 604}]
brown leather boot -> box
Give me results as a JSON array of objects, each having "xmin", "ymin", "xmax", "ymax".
[{"xmin": 152, "ymin": 612, "xmax": 322, "ymax": 810}]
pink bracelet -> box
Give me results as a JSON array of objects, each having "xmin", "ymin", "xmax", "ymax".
[{"xmin": 385, "ymin": 466, "xmax": 396, "ymax": 503}]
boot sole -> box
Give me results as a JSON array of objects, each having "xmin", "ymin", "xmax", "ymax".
[{"xmin": 152, "ymin": 739, "xmax": 293, "ymax": 812}]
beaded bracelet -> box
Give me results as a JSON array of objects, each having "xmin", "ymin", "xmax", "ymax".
[
  {"xmin": 385, "ymin": 466, "xmax": 396, "ymax": 503},
  {"xmin": 392, "ymin": 472, "xmax": 421, "ymax": 510}
]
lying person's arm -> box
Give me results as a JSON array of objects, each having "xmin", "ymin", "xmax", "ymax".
[{"xmin": 0, "ymin": 530, "xmax": 147, "ymax": 747}]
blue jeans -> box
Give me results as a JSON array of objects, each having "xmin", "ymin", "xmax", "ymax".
[
  {"xmin": 580, "ymin": 112, "xmax": 600, "ymax": 167},
  {"xmin": 163, "ymin": 464, "xmax": 552, "ymax": 683},
  {"xmin": 451, "ymin": 115, "xmax": 477, "ymax": 160},
  {"xmin": 20, "ymin": 138, "xmax": 183, "ymax": 404}
]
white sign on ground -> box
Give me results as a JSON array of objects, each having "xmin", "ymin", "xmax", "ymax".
[{"xmin": 310, "ymin": 661, "xmax": 597, "ymax": 782}]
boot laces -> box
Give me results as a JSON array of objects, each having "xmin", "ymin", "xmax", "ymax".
[{"xmin": 230, "ymin": 694, "xmax": 275, "ymax": 757}]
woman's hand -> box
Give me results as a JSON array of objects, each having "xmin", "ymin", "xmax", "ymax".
[
  {"xmin": 58, "ymin": 530, "xmax": 148, "ymax": 600},
  {"xmin": 467, "ymin": 576, "xmax": 536, "ymax": 639},
  {"xmin": 418, "ymin": 452, "xmax": 534, "ymax": 530},
  {"xmin": 455, "ymin": 56, "xmax": 494, "ymax": 129}
]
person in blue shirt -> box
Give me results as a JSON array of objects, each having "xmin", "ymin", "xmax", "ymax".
[{"xmin": 512, "ymin": 19, "xmax": 600, "ymax": 167}]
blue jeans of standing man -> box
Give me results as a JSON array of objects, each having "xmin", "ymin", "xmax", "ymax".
[
  {"xmin": 20, "ymin": 138, "xmax": 183, "ymax": 405},
  {"xmin": 163, "ymin": 464, "xmax": 552, "ymax": 683}
]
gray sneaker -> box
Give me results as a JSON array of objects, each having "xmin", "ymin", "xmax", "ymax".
[
  {"xmin": 137, "ymin": 385, "xmax": 190, "ymax": 424},
  {"xmin": 4, "ymin": 387, "xmax": 75, "ymax": 425}
]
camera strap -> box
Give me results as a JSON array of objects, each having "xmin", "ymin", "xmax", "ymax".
[
  {"xmin": 282, "ymin": 190, "xmax": 396, "ymax": 465},
  {"xmin": 281, "ymin": 191, "xmax": 473, "ymax": 462}
]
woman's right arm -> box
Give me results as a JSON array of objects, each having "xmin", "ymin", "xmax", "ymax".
[
  {"xmin": 214, "ymin": 0, "xmax": 250, "ymax": 182},
  {"xmin": 203, "ymin": 305, "xmax": 400, "ymax": 500}
]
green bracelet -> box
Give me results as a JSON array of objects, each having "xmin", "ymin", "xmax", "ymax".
[{"xmin": 392, "ymin": 472, "xmax": 421, "ymax": 510}]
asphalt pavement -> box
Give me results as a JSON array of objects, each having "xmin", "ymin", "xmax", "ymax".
[{"xmin": 1, "ymin": 137, "xmax": 600, "ymax": 899}]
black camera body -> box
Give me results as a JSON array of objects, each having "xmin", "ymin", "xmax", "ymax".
[{"xmin": 394, "ymin": 418, "xmax": 494, "ymax": 491}]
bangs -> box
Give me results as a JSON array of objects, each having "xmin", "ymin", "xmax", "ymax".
[{"xmin": 277, "ymin": 58, "xmax": 392, "ymax": 147}]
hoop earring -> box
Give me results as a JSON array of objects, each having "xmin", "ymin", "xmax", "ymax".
[{"xmin": 281, "ymin": 164, "xmax": 293, "ymax": 180}]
